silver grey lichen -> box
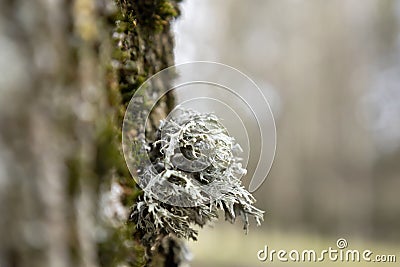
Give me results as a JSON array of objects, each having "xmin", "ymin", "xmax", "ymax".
[{"xmin": 131, "ymin": 108, "xmax": 264, "ymax": 247}]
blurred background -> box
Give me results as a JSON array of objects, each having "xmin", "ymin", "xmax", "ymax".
[{"xmin": 173, "ymin": 0, "xmax": 400, "ymax": 266}]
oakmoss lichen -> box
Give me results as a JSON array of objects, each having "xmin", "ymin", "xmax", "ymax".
[{"xmin": 131, "ymin": 108, "xmax": 264, "ymax": 264}]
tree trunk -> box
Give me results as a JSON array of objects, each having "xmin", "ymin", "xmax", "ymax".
[{"xmin": 0, "ymin": 0, "xmax": 180, "ymax": 266}]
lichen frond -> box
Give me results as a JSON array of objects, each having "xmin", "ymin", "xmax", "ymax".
[{"xmin": 131, "ymin": 108, "xmax": 264, "ymax": 246}]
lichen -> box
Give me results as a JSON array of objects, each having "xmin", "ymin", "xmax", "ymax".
[{"xmin": 131, "ymin": 108, "xmax": 264, "ymax": 259}]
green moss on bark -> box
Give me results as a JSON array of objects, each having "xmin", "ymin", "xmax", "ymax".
[{"xmin": 98, "ymin": 1, "xmax": 181, "ymax": 266}]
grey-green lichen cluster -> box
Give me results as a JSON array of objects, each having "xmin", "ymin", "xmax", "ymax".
[{"xmin": 131, "ymin": 108, "xmax": 264, "ymax": 252}]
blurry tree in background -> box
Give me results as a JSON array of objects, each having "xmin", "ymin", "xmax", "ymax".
[
  {"xmin": 174, "ymin": 0, "xmax": 400, "ymax": 241},
  {"xmin": 0, "ymin": 0, "xmax": 181, "ymax": 267}
]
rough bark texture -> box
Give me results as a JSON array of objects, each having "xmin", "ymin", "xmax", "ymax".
[{"xmin": 0, "ymin": 0, "xmax": 180, "ymax": 267}]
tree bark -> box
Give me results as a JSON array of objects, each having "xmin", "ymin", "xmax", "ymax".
[{"xmin": 0, "ymin": 0, "xmax": 180, "ymax": 266}]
